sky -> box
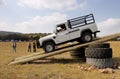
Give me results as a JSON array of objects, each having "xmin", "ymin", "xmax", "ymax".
[{"xmin": 0, "ymin": 0, "xmax": 120, "ymax": 36}]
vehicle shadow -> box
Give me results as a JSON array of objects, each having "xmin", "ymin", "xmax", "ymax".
[
  {"xmin": 113, "ymin": 57, "xmax": 120, "ymax": 63},
  {"xmin": 24, "ymin": 57, "xmax": 120, "ymax": 65},
  {"xmin": 26, "ymin": 58, "xmax": 86, "ymax": 65}
]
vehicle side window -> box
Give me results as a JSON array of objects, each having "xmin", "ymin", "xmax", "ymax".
[{"xmin": 56, "ymin": 24, "xmax": 66, "ymax": 32}]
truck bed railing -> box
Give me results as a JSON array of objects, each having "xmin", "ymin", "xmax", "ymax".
[{"xmin": 68, "ymin": 14, "xmax": 95, "ymax": 28}]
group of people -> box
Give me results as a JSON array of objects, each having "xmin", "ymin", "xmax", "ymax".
[
  {"xmin": 12, "ymin": 40, "xmax": 39, "ymax": 53},
  {"xmin": 28, "ymin": 41, "xmax": 37, "ymax": 52}
]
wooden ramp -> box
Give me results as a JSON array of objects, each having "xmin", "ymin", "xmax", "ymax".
[
  {"xmin": 14, "ymin": 52, "xmax": 45, "ymax": 61},
  {"xmin": 8, "ymin": 33, "xmax": 120, "ymax": 65}
]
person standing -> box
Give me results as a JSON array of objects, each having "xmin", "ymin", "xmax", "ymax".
[
  {"xmin": 36, "ymin": 40, "xmax": 40, "ymax": 49},
  {"xmin": 33, "ymin": 41, "xmax": 36, "ymax": 52},
  {"xmin": 28, "ymin": 41, "xmax": 32, "ymax": 52},
  {"xmin": 12, "ymin": 40, "xmax": 17, "ymax": 53}
]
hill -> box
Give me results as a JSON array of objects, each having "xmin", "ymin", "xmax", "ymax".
[
  {"xmin": 0, "ymin": 31, "xmax": 51, "ymax": 41},
  {"xmin": 0, "ymin": 31, "xmax": 22, "ymax": 36}
]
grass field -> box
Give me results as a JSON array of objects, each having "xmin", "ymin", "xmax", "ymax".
[{"xmin": 0, "ymin": 41, "xmax": 120, "ymax": 79}]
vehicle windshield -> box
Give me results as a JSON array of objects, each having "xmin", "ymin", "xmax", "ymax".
[{"xmin": 56, "ymin": 24, "xmax": 66, "ymax": 32}]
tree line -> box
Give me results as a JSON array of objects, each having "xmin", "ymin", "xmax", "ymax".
[{"xmin": 0, "ymin": 33, "xmax": 51, "ymax": 41}]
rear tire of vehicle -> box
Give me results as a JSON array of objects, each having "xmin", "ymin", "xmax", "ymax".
[
  {"xmin": 86, "ymin": 58, "xmax": 113, "ymax": 68},
  {"xmin": 88, "ymin": 43, "xmax": 110, "ymax": 48},
  {"xmin": 81, "ymin": 32, "xmax": 93, "ymax": 43},
  {"xmin": 43, "ymin": 42, "xmax": 55, "ymax": 53}
]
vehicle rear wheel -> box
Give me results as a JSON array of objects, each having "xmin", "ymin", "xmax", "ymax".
[
  {"xmin": 81, "ymin": 32, "xmax": 93, "ymax": 43},
  {"xmin": 43, "ymin": 42, "xmax": 55, "ymax": 53}
]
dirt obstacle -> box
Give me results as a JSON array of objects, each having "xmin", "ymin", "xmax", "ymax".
[{"xmin": 8, "ymin": 33, "xmax": 120, "ymax": 65}]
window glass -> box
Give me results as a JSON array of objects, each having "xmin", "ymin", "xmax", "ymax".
[{"xmin": 56, "ymin": 24, "xmax": 66, "ymax": 32}]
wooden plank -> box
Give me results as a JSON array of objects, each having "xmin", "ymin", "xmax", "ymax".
[
  {"xmin": 14, "ymin": 52, "xmax": 44, "ymax": 61},
  {"xmin": 8, "ymin": 33, "xmax": 120, "ymax": 65}
]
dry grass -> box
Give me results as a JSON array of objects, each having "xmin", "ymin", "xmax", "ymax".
[{"xmin": 0, "ymin": 41, "xmax": 120, "ymax": 79}]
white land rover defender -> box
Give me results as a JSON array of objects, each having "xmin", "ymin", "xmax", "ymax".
[{"xmin": 39, "ymin": 14, "xmax": 100, "ymax": 52}]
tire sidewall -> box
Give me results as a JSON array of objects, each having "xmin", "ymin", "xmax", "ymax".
[
  {"xmin": 81, "ymin": 32, "xmax": 93, "ymax": 43},
  {"xmin": 43, "ymin": 42, "xmax": 55, "ymax": 52},
  {"xmin": 85, "ymin": 48, "xmax": 112, "ymax": 58}
]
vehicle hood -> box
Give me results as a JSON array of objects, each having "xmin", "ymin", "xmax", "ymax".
[
  {"xmin": 40, "ymin": 34, "xmax": 55, "ymax": 40},
  {"xmin": 39, "ymin": 34, "xmax": 56, "ymax": 45}
]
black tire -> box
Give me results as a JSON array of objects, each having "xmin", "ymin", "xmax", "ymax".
[
  {"xmin": 43, "ymin": 42, "xmax": 55, "ymax": 53},
  {"xmin": 70, "ymin": 55, "xmax": 85, "ymax": 59},
  {"xmin": 70, "ymin": 47, "xmax": 85, "ymax": 56},
  {"xmin": 71, "ymin": 52, "xmax": 85, "ymax": 57},
  {"xmin": 85, "ymin": 48, "xmax": 112, "ymax": 58},
  {"xmin": 88, "ymin": 43, "xmax": 110, "ymax": 48},
  {"xmin": 86, "ymin": 58, "xmax": 113, "ymax": 68},
  {"xmin": 81, "ymin": 32, "xmax": 93, "ymax": 43}
]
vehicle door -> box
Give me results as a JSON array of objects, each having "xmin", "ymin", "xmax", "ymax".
[
  {"xmin": 69, "ymin": 28, "xmax": 80, "ymax": 40},
  {"xmin": 55, "ymin": 24, "xmax": 70, "ymax": 44},
  {"xmin": 68, "ymin": 16, "xmax": 85, "ymax": 40}
]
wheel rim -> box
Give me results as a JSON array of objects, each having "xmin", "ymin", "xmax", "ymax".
[
  {"xmin": 46, "ymin": 44, "xmax": 53, "ymax": 52},
  {"xmin": 84, "ymin": 35, "xmax": 91, "ymax": 42}
]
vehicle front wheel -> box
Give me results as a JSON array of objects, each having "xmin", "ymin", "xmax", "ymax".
[
  {"xmin": 81, "ymin": 32, "xmax": 93, "ymax": 43},
  {"xmin": 43, "ymin": 42, "xmax": 55, "ymax": 53}
]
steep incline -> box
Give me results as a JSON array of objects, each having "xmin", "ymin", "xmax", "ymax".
[{"xmin": 8, "ymin": 33, "xmax": 120, "ymax": 65}]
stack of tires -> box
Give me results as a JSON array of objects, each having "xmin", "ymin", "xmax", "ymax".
[
  {"xmin": 85, "ymin": 43, "xmax": 113, "ymax": 68},
  {"xmin": 70, "ymin": 47, "xmax": 86, "ymax": 59}
]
